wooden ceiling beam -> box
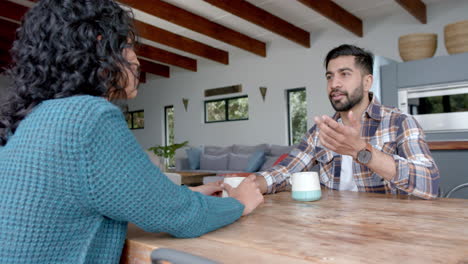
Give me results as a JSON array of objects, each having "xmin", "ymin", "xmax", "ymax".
[
  {"xmin": 0, "ymin": 1, "xmax": 29, "ymax": 22},
  {"xmin": 297, "ymin": 0, "xmax": 363, "ymax": 37},
  {"xmin": 119, "ymin": 0, "xmax": 266, "ymax": 56},
  {"xmin": 136, "ymin": 43, "xmax": 197, "ymax": 72},
  {"xmin": 134, "ymin": 20, "xmax": 228, "ymax": 65},
  {"xmin": 203, "ymin": 0, "xmax": 310, "ymax": 48},
  {"xmin": 139, "ymin": 58, "xmax": 170, "ymax": 78},
  {"xmin": 394, "ymin": 0, "xmax": 427, "ymax": 24}
]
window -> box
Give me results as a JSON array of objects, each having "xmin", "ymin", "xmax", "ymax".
[
  {"xmin": 205, "ymin": 96, "xmax": 249, "ymax": 123},
  {"xmin": 164, "ymin": 105, "xmax": 175, "ymax": 167},
  {"xmin": 125, "ymin": 110, "xmax": 144, "ymax": 130},
  {"xmin": 287, "ymin": 88, "xmax": 307, "ymax": 145},
  {"xmin": 164, "ymin": 105, "xmax": 174, "ymax": 146}
]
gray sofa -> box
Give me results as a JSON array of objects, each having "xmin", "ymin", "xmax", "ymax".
[{"xmin": 175, "ymin": 144, "xmax": 296, "ymax": 176}]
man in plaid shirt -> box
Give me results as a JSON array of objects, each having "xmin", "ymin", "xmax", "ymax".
[{"xmin": 256, "ymin": 44, "xmax": 440, "ymax": 199}]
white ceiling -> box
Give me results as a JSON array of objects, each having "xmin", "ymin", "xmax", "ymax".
[
  {"xmin": 8, "ymin": 0, "xmax": 451, "ymax": 73},
  {"xmin": 126, "ymin": 0, "xmax": 450, "ymax": 71}
]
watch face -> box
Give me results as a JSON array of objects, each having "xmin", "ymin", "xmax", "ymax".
[{"xmin": 358, "ymin": 149, "xmax": 372, "ymax": 164}]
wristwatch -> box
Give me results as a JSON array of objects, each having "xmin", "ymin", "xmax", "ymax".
[{"xmin": 356, "ymin": 143, "xmax": 373, "ymax": 165}]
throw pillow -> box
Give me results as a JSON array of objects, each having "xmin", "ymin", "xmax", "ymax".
[
  {"xmin": 200, "ymin": 153, "xmax": 229, "ymax": 171},
  {"xmin": 269, "ymin": 144, "xmax": 295, "ymax": 156},
  {"xmin": 245, "ymin": 150, "xmax": 266, "ymax": 172},
  {"xmin": 273, "ymin": 153, "xmax": 289, "ymax": 166},
  {"xmin": 260, "ymin": 156, "xmax": 278, "ymax": 171},
  {"xmin": 185, "ymin": 147, "xmax": 202, "ymax": 170},
  {"xmin": 227, "ymin": 153, "xmax": 250, "ymax": 171}
]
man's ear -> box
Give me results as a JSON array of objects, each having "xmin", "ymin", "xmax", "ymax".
[{"xmin": 363, "ymin": 74, "xmax": 373, "ymax": 93}]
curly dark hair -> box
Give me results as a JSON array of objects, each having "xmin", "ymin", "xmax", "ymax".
[{"xmin": 0, "ymin": 0, "xmax": 136, "ymax": 146}]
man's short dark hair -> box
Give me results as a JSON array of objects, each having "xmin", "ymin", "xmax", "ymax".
[{"xmin": 324, "ymin": 44, "xmax": 374, "ymax": 75}]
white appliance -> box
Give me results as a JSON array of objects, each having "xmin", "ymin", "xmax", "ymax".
[{"xmin": 398, "ymin": 81, "xmax": 468, "ymax": 133}]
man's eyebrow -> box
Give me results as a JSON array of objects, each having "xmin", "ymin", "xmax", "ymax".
[{"xmin": 337, "ymin": 67, "xmax": 353, "ymax": 72}]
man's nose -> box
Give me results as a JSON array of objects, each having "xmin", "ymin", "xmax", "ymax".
[{"xmin": 330, "ymin": 77, "xmax": 342, "ymax": 89}]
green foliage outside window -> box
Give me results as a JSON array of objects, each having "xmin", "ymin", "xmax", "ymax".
[
  {"xmin": 206, "ymin": 100, "xmax": 226, "ymax": 122},
  {"xmin": 165, "ymin": 106, "xmax": 175, "ymax": 146},
  {"xmin": 125, "ymin": 110, "xmax": 144, "ymax": 130},
  {"xmin": 288, "ymin": 89, "xmax": 307, "ymax": 145},
  {"xmin": 205, "ymin": 96, "xmax": 248, "ymax": 123},
  {"xmin": 409, "ymin": 94, "xmax": 468, "ymax": 115},
  {"xmin": 228, "ymin": 97, "xmax": 249, "ymax": 120},
  {"xmin": 164, "ymin": 106, "xmax": 175, "ymax": 167}
]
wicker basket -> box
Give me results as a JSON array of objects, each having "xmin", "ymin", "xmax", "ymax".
[
  {"xmin": 444, "ymin": 20, "xmax": 468, "ymax": 54},
  {"xmin": 398, "ymin": 33, "xmax": 437, "ymax": 61}
]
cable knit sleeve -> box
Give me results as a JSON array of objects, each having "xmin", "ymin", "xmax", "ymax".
[{"xmin": 79, "ymin": 101, "xmax": 244, "ymax": 238}]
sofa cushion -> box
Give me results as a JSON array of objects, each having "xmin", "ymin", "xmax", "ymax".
[
  {"xmin": 227, "ymin": 153, "xmax": 250, "ymax": 171},
  {"xmin": 204, "ymin": 145, "xmax": 232, "ymax": 155},
  {"xmin": 185, "ymin": 147, "xmax": 202, "ymax": 170},
  {"xmin": 269, "ymin": 144, "xmax": 295, "ymax": 156},
  {"xmin": 260, "ymin": 155, "xmax": 278, "ymax": 171},
  {"xmin": 200, "ymin": 153, "xmax": 229, "ymax": 171},
  {"xmin": 232, "ymin": 144, "xmax": 269, "ymax": 155},
  {"xmin": 245, "ymin": 150, "xmax": 266, "ymax": 172}
]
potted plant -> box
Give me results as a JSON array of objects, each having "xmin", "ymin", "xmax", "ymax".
[{"xmin": 148, "ymin": 141, "xmax": 188, "ymax": 171}]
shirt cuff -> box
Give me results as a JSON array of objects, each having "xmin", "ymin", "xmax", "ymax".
[{"xmin": 256, "ymin": 171, "xmax": 275, "ymax": 194}]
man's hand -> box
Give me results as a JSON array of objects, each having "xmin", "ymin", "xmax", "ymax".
[
  {"xmin": 314, "ymin": 111, "xmax": 366, "ymax": 158},
  {"xmin": 189, "ymin": 181, "xmax": 223, "ymax": 197}
]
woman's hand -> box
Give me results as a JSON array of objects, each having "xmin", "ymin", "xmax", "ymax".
[
  {"xmin": 189, "ymin": 181, "xmax": 223, "ymax": 197},
  {"xmin": 224, "ymin": 174, "xmax": 264, "ymax": 216}
]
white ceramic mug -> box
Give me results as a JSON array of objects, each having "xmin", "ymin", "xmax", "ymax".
[
  {"xmin": 291, "ymin": 172, "xmax": 321, "ymax": 201},
  {"xmin": 222, "ymin": 177, "xmax": 246, "ymax": 198}
]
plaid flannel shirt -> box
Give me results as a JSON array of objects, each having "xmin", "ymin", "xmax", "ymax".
[{"xmin": 257, "ymin": 94, "xmax": 440, "ymax": 199}]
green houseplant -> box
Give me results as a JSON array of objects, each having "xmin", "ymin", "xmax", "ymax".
[{"xmin": 148, "ymin": 141, "xmax": 188, "ymax": 171}]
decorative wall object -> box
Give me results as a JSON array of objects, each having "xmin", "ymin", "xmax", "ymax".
[
  {"xmin": 259, "ymin": 86, "xmax": 267, "ymax": 101},
  {"xmin": 182, "ymin": 98, "xmax": 189, "ymax": 111},
  {"xmin": 398, "ymin": 33, "xmax": 437, "ymax": 61},
  {"xmin": 205, "ymin": 84, "xmax": 242, "ymax": 97},
  {"xmin": 444, "ymin": 20, "xmax": 468, "ymax": 54}
]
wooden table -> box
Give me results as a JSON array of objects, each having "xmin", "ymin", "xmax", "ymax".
[
  {"xmin": 169, "ymin": 171, "xmax": 216, "ymax": 185},
  {"xmin": 120, "ymin": 190, "xmax": 468, "ymax": 264}
]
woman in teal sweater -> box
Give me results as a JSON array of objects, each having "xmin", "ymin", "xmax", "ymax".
[{"xmin": 0, "ymin": 0, "xmax": 264, "ymax": 263}]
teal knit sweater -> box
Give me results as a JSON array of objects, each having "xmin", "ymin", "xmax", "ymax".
[{"xmin": 0, "ymin": 95, "xmax": 244, "ymax": 263}]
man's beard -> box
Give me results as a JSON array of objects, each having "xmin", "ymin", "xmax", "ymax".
[{"xmin": 329, "ymin": 83, "xmax": 364, "ymax": 112}]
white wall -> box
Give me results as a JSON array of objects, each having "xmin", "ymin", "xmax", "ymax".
[{"xmin": 128, "ymin": 0, "xmax": 468, "ymax": 150}]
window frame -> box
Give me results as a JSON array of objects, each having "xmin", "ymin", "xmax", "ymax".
[
  {"xmin": 204, "ymin": 95, "xmax": 249, "ymax": 123},
  {"xmin": 286, "ymin": 87, "xmax": 307, "ymax": 146},
  {"xmin": 127, "ymin": 109, "xmax": 144, "ymax": 130},
  {"xmin": 164, "ymin": 105, "xmax": 174, "ymax": 146}
]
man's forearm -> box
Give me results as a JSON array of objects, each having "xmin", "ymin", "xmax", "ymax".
[{"xmin": 366, "ymin": 147, "xmax": 397, "ymax": 181}]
